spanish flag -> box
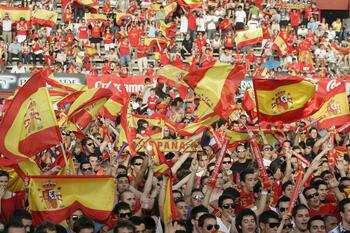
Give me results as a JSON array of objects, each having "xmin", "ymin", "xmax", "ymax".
[
  {"xmin": 158, "ymin": 64, "xmax": 190, "ymax": 99},
  {"xmin": 74, "ymin": 0, "xmax": 99, "ymax": 10},
  {"xmin": 159, "ymin": 21, "xmax": 177, "ymax": 38},
  {"xmin": 183, "ymin": 61, "xmax": 246, "ymax": 119},
  {"xmin": 29, "ymin": 176, "xmax": 115, "ymax": 225},
  {"xmin": 243, "ymin": 88, "xmax": 257, "ymax": 120},
  {"xmin": 0, "ymin": 6, "xmax": 31, "ymax": 21},
  {"xmin": 309, "ymin": 79, "xmax": 350, "ymax": 129},
  {"xmin": 235, "ymin": 28, "xmax": 263, "ymax": 49},
  {"xmin": 115, "ymin": 12, "xmax": 134, "ymax": 26},
  {"xmin": 178, "ymin": 0, "xmax": 202, "ymax": 8},
  {"xmin": 144, "ymin": 37, "xmax": 172, "ymax": 48},
  {"xmin": 0, "ymin": 69, "xmax": 61, "ymax": 171},
  {"xmin": 253, "ymin": 78, "xmax": 322, "ymax": 123},
  {"xmin": 273, "ymin": 36, "xmax": 288, "ymax": 56},
  {"xmin": 32, "ymin": 9, "xmax": 58, "ymax": 27},
  {"xmin": 85, "ymin": 13, "xmax": 107, "ymax": 23}
]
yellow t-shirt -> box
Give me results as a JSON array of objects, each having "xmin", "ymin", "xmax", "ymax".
[{"xmin": 332, "ymin": 21, "xmax": 342, "ymax": 32}]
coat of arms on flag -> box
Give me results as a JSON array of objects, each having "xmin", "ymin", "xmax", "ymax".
[{"xmin": 271, "ymin": 90, "xmax": 293, "ymax": 113}]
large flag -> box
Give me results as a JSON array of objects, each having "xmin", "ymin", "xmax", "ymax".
[
  {"xmin": 85, "ymin": 13, "xmax": 107, "ymax": 23},
  {"xmin": 309, "ymin": 79, "xmax": 350, "ymax": 129},
  {"xmin": 32, "ymin": 9, "xmax": 58, "ymax": 27},
  {"xmin": 0, "ymin": 68, "xmax": 61, "ymax": 161},
  {"xmin": 235, "ymin": 28, "xmax": 263, "ymax": 49},
  {"xmin": 158, "ymin": 64, "xmax": 190, "ymax": 99},
  {"xmin": 0, "ymin": 6, "xmax": 31, "ymax": 21},
  {"xmin": 144, "ymin": 37, "xmax": 172, "ymax": 48},
  {"xmin": 150, "ymin": 2, "xmax": 177, "ymax": 19},
  {"xmin": 253, "ymin": 78, "xmax": 322, "ymax": 123},
  {"xmin": 273, "ymin": 36, "xmax": 288, "ymax": 56},
  {"xmin": 183, "ymin": 62, "xmax": 246, "ymax": 119},
  {"xmin": 74, "ymin": 0, "xmax": 99, "ymax": 10},
  {"xmin": 115, "ymin": 12, "xmax": 134, "ymax": 25},
  {"xmin": 29, "ymin": 176, "xmax": 115, "ymax": 225},
  {"xmin": 177, "ymin": 0, "xmax": 202, "ymax": 8}
]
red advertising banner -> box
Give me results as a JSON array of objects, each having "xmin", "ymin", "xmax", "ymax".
[{"xmin": 87, "ymin": 75, "xmax": 158, "ymax": 94}]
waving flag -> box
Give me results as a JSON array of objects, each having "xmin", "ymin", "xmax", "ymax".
[
  {"xmin": 150, "ymin": 2, "xmax": 177, "ymax": 19},
  {"xmin": 74, "ymin": 0, "xmax": 99, "ymax": 10},
  {"xmin": 309, "ymin": 79, "xmax": 350, "ymax": 129},
  {"xmin": 32, "ymin": 9, "xmax": 58, "ymax": 27},
  {"xmin": 144, "ymin": 37, "xmax": 172, "ymax": 48},
  {"xmin": 85, "ymin": 13, "xmax": 107, "ymax": 23},
  {"xmin": 29, "ymin": 176, "xmax": 115, "ymax": 225},
  {"xmin": 253, "ymin": 78, "xmax": 322, "ymax": 123},
  {"xmin": 178, "ymin": 0, "xmax": 202, "ymax": 8},
  {"xmin": 273, "ymin": 36, "xmax": 288, "ymax": 56},
  {"xmin": 183, "ymin": 62, "xmax": 246, "ymax": 119},
  {"xmin": 0, "ymin": 6, "xmax": 31, "ymax": 21},
  {"xmin": 235, "ymin": 28, "xmax": 263, "ymax": 49},
  {"xmin": 115, "ymin": 12, "xmax": 134, "ymax": 25}
]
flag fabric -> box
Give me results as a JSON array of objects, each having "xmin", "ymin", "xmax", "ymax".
[
  {"xmin": 29, "ymin": 176, "xmax": 115, "ymax": 225},
  {"xmin": 0, "ymin": 6, "xmax": 31, "ymax": 21},
  {"xmin": 144, "ymin": 37, "xmax": 172, "ymax": 48},
  {"xmin": 56, "ymin": 91, "xmax": 84, "ymax": 111},
  {"xmin": 100, "ymin": 84, "xmax": 127, "ymax": 121},
  {"xmin": 0, "ymin": 68, "xmax": 61, "ymax": 161},
  {"xmin": 273, "ymin": 36, "xmax": 288, "ymax": 56},
  {"xmin": 32, "ymin": 9, "xmax": 58, "ymax": 27},
  {"xmin": 150, "ymin": 2, "xmax": 177, "ymax": 19},
  {"xmin": 177, "ymin": 0, "xmax": 202, "ymax": 8},
  {"xmin": 85, "ymin": 13, "xmax": 107, "ymax": 23},
  {"xmin": 159, "ymin": 21, "xmax": 177, "ymax": 38},
  {"xmin": 253, "ymin": 78, "xmax": 322, "ymax": 123},
  {"xmin": 235, "ymin": 28, "xmax": 263, "ymax": 49},
  {"xmin": 115, "ymin": 12, "xmax": 134, "ymax": 26},
  {"xmin": 74, "ymin": 0, "xmax": 99, "ymax": 10},
  {"xmin": 158, "ymin": 64, "xmax": 190, "ymax": 99},
  {"xmin": 183, "ymin": 61, "xmax": 246, "ymax": 119},
  {"xmin": 309, "ymin": 79, "xmax": 350, "ymax": 129},
  {"xmin": 243, "ymin": 88, "xmax": 257, "ymax": 120}
]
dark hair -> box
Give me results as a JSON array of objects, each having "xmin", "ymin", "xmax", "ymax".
[
  {"xmin": 282, "ymin": 180, "xmax": 294, "ymax": 192},
  {"xmin": 198, "ymin": 213, "xmax": 216, "ymax": 227},
  {"xmin": 218, "ymin": 195, "xmax": 235, "ymax": 208},
  {"xmin": 4, "ymin": 221, "xmax": 24, "ymax": 233},
  {"xmin": 303, "ymin": 186, "xmax": 316, "ymax": 198},
  {"xmin": 307, "ymin": 215, "xmax": 325, "ymax": 230},
  {"xmin": 276, "ymin": 196, "xmax": 291, "ymax": 209},
  {"xmin": 236, "ymin": 209, "xmax": 257, "ymax": 233},
  {"xmin": 10, "ymin": 209, "xmax": 32, "ymax": 225},
  {"xmin": 112, "ymin": 202, "xmax": 131, "ymax": 215},
  {"xmin": 339, "ymin": 198, "xmax": 350, "ymax": 213},
  {"xmin": 129, "ymin": 216, "xmax": 145, "ymax": 227},
  {"xmin": 143, "ymin": 217, "xmax": 156, "ymax": 230},
  {"xmin": 312, "ymin": 180, "xmax": 327, "ymax": 190},
  {"xmin": 222, "ymin": 187, "xmax": 240, "ymax": 200},
  {"xmin": 73, "ymin": 216, "xmax": 94, "ymax": 233},
  {"xmin": 269, "ymin": 159, "xmax": 282, "ymax": 175},
  {"xmin": 292, "ymin": 204, "xmax": 309, "ymax": 218},
  {"xmin": 240, "ymin": 169, "xmax": 255, "ymax": 183},
  {"xmin": 116, "ymin": 173, "xmax": 129, "ymax": 181},
  {"xmin": 0, "ymin": 170, "xmax": 9, "ymax": 179},
  {"xmin": 114, "ymin": 221, "xmax": 135, "ymax": 233},
  {"xmin": 130, "ymin": 156, "xmax": 144, "ymax": 165},
  {"xmin": 190, "ymin": 205, "xmax": 209, "ymax": 220},
  {"xmin": 259, "ymin": 210, "xmax": 279, "ymax": 224},
  {"xmin": 35, "ymin": 222, "xmax": 56, "ymax": 233},
  {"xmin": 55, "ymin": 224, "xmax": 67, "ymax": 233}
]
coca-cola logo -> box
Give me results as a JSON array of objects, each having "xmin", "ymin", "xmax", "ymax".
[{"xmin": 326, "ymin": 79, "xmax": 341, "ymax": 92}]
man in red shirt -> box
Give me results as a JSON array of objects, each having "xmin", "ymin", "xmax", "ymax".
[
  {"xmin": 200, "ymin": 48, "xmax": 214, "ymax": 68},
  {"xmin": 78, "ymin": 19, "xmax": 89, "ymax": 48},
  {"xmin": 303, "ymin": 186, "xmax": 338, "ymax": 218},
  {"xmin": 128, "ymin": 24, "xmax": 144, "ymax": 48},
  {"xmin": 186, "ymin": 9, "xmax": 197, "ymax": 41},
  {"xmin": 235, "ymin": 169, "xmax": 257, "ymax": 214},
  {"xmin": 146, "ymin": 88, "xmax": 158, "ymax": 115},
  {"xmin": 136, "ymin": 37, "xmax": 148, "ymax": 74},
  {"xmin": 118, "ymin": 37, "xmax": 131, "ymax": 68}
]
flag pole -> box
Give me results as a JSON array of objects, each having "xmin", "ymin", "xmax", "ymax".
[{"xmin": 60, "ymin": 143, "xmax": 70, "ymax": 175}]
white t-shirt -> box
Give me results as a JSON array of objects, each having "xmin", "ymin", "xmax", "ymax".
[
  {"xmin": 216, "ymin": 217, "xmax": 231, "ymax": 233},
  {"xmin": 2, "ymin": 20, "xmax": 12, "ymax": 31},
  {"xmin": 205, "ymin": 15, "xmax": 218, "ymax": 30},
  {"xmin": 196, "ymin": 17, "xmax": 206, "ymax": 31},
  {"xmin": 235, "ymin": 10, "xmax": 246, "ymax": 23}
]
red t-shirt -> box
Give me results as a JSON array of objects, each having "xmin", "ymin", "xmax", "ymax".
[
  {"xmin": 17, "ymin": 22, "xmax": 27, "ymax": 36},
  {"xmin": 224, "ymin": 34, "xmax": 234, "ymax": 48},
  {"xmin": 309, "ymin": 204, "xmax": 338, "ymax": 218},
  {"xmin": 187, "ymin": 12, "xmax": 197, "ymax": 30},
  {"xmin": 236, "ymin": 190, "xmax": 254, "ymax": 214},
  {"xmin": 66, "ymin": 33, "xmax": 75, "ymax": 45},
  {"xmin": 147, "ymin": 95, "xmax": 158, "ymax": 110},
  {"xmin": 200, "ymin": 54, "xmax": 214, "ymax": 67},
  {"xmin": 91, "ymin": 25, "xmax": 101, "ymax": 38},
  {"xmin": 102, "ymin": 64, "xmax": 112, "ymax": 74},
  {"xmin": 119, "ymin": 42, "xmax": 130, "ymax": 56},
  {"xmin": 298, "ymin": 41, "xmax": 311, "ymax": 52},
  {"xmin": 78, "ymin": 26, "xmax": 89, "ymax": 39},
  {"xmin": 290, "ymin": 11, "xmax": 301, "ymax": 27},
  {"xmin": 104, "ymin": 32, "xmax": 114, "ymax": 44},
  {"xmin": 136, "ymin": 45, "xmax": 148, "ymax": 58},
  {"xmin": 196, "ymin": 37, "xmax": 207, "ymax": 52},
  {"xmin": 128, "ymin": 29, "xmax": 142, "ymax": 47}
]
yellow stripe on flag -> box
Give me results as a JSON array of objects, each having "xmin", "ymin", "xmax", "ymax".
[
  {"xmin": 0, "ymin": 7, "xmax": 31, "ymax": 21},
  {"xmin": 255, "ymin": 81, "xmax": 315, "ymax": 115},
  {"xmin": 158, "ymin": 65, "xmax": 189, "ymax": 87},
  {"xmin": 85, "ymin": 13, "xmax": 107, "ymax": 21},
  {"xmin": 235, "ymin": 28, "xmax": 263, "ymax": 49},
  {"xmin": 274, "ymin": 36, "xmax": 287, "ymax": 56},
  {"xmin": 32, "ymin": 9, "xmax": 58, "ymax": 27}
]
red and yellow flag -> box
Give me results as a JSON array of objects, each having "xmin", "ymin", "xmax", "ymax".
[
  {"xmin": 29, "ymin": 176, "xmax": 115, "ymax": 225},
  {"xmin": 309, "ymin": 79, "xmax": 350, "ymax": 129},
  {"xmin": 115, "ymin": 12, "xmax": 134, "ymax": 26},
  {"xmin": 74, "ymin": 0, "xmax": 99, "ymax": 10},
  {"xmin": 177, "ymin": 0, "xmax": 202, "ymax": 8},
  {"xmin": 253, "ymin": 78, "xmax": 322, "ymax": 123},
  {"xmin": 150, "ymin": 2, "xmax": 177, "ymax": 19},
  {"xmin": 235, "ymin": 28, "xmax": 263, "ymax": 49},
  {"xmin": 0, "ymin": 6, "xmax": 31, "ymax": 21},
  {"xmin": 273, "ymin": 36, "xmax": 288, "ymax": 56},
  {"xmin": 100, "ymin": 85, "xmax": 127, "ymax": 121},
  {"xmin": 183, "ymin": 61, "xmax": 246, "ymax": 119},
  {"xmin": 0, "ymin": 68, "xmax": 61, "ymax": 163},
  {"xmin": 144, "ymin": 37, "xmax": 172, "ymax": 48},
  {"xmin": 32, "ymin": 9, "xmax": 58, "ymax": 27},
  {"xmin": 85, "ymin": 13, "xmax": 107, "ymax": 23}
]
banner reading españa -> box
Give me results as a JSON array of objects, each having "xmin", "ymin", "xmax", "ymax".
[{"xmin": 134, "ymin": 139, "xmax": 200, "ymax": 152}]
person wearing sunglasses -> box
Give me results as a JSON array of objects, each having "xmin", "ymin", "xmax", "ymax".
[
  {"xmin": 276, "ymin": 196, "xmax": 290, "ymax": 217},
  {"xmin": 259, "ymin": 211, "xmax": 280, "ymax": 233},
  {"xmin": 66, "ymin": 209, "xmax": 83, "ymax": 233},
  {"xmin": 217, "ymin": 195, "xmax": 237, "ymax": 233},
  {"xmin": 78, "ymin": 161, "xmax": 94, "ymax": 176},
  {"xmin": 231, "ymin": 144, "xmax": 252, "ymax": 179},
  {"xmin": 188, "ymin": 205, "xmax": 209, "ymax": 233},
  {"xmin": 198, "ymin": 213, "xmax": 220, "ymax": 233},
  {"xmin": 190, "ymin": 189, "xmax": 205, "ymax": 208},
  {"xmin": 302, "ymin": 186, "xmax": 337, "ymax": 218},
  {"xmin": 129, "ymin": 156, "xmax": 145, "ymax": 182},
  {"xmin": 262, "ymin": 144, "xmax": 275, "ymax": 167},
  {"xmin": 307, "ymin": 216, "xmax": 326, "ymax": 233},
  {"xmin": 112, "ymin": 202, "xmax": 132, "ymax": 222}
]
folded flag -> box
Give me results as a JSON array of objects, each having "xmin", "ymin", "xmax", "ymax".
[
  {"xmin": 273, "ymin": 36, "xmax": 288, "ymax": 56},
  {"xmin": 183, "ymin": 61, "xmax": 246, "ymax": 119},
  {"xmin": 235, "ymin": 28, "xmax": 263, "ymax": 49},
  {"xmin": 253, "ymin": 78, "xmax": 322, "ymax": 123},
  {"xmin": 29, "ymin": 176, "xmax": 115, "ymax": 225},
  {"xmin": 32, "ymin": 9, "xmax": 58, "ymax": 27}
]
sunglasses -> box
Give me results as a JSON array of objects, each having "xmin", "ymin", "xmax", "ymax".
[
  {"xmin": 300, "ymin": 131, "xmax": 307, "ymax": 135},
  {"xmin": 96, "ymin": 137, "xmax": 103, "ymax": 141},
  {"xmin": 306, "ymin": 193, "xmax": 319, "ymax": 199},
  {"xmin": 223, "ymin": 161, "xmax": 231, "ymax": 164},
  {"xmin": 237, "ymin": 150, "xmax": 246, "ymax": 153},
  {"xmin": 72, "ymin": 215, "xmax": 82, "ymax": 221},
  {"xmin": 87, "ymin": 143, "xmax": 94, "ymax": 146},
  {"xmin": 268, "ymin": 223, "xmax": 280, "ymax": 228},
  {"xmin": 264, "ymin": 147, "xmax": 272, "ymax": 151},
  {"xmin": 206, "ymin": 224, "xmax": 220, "ymax": 231},
  {"xmin": 134, "ymin": 163, "xmax": 142, "ymax": 166},
  {"xmin": 82, "ymin": 167, "xmax": 92, "ymax": 171},
  {"xmin": 119, "ymin": 212, "xmax": 132, "ymax": 218},
  {"xmin": 279, "ymin": 207, "xmax": 287, "ymax": 212},
  {"xmin": 222, "ymin": 203, "xmax": 235, "ymax": 209},
  {"xmin": 283, "ymin": 224, "xmax": 293, "ymax": 229},
  {"xmin": 192, "ymin": 195, "xmax": 204, "ymax": 200}
]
